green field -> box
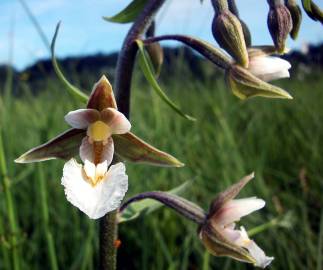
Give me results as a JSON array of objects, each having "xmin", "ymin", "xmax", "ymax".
[{"xmin": 0, "ymin": 66, "xmax": 322, "ymax": 270}]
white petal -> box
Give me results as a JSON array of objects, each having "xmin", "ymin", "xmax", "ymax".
[
  {"xmin": 101, "ymin": 108, "xmax": 131, "ymax": 134},
  {"xmin": 221, "ymin": 226, "xmax": 242, "ymax": 243},
  {"xmin": 64, "ymin": 109, "xmax": 100, "ymax": 129},
  {"xmin": 215, "ymin": 197, "xmax": 265, "ymax": 226},
  {"xmin": 83, "ymin": 159, "xmax": 98, "ymax": 181},
  {"xmin": 244, "ymin": 240, "xmax": 274, "ymax": 268},
  {"xmin": 80, "ymin": 137, "xmax": 114, "ymax": 165},
  {"xmin": 61, "ymin": 159, "xmax": 128, "ymax": 219},
  {"xmin": 249, "ymin": 56, "xmax": 291, "ymax": 82},
  {"xmin": 258, "ymin": 70, "xmax": 290, "ymax": 82},
  {"xmin": 223, "ymin": 226, "xmax": 274, "ymax": 268}
]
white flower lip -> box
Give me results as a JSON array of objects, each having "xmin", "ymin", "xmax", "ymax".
[
  {"xmin": 248, "ymin": 55, "xmax": 291, "ymax": 82},
  {"xmin": 62, "ymin": 159, "xmax": 128, "ymax": 219}
]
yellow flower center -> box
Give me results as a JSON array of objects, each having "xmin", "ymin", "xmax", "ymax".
[{"xmin": 87, "ymin": 121, "xmax": 111, "ymax": 142}]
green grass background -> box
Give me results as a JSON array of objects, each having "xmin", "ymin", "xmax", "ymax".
[{"xmin": 0, "ymin": 64, "xmax": 322, "ymax": 270}]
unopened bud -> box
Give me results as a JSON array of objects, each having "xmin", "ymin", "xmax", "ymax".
[
  {"xmin": 145, "ymin": 43, "xmax": 164, "ymax": 78},
  {"xmin": 285, "ymin": 1, "xmax": 302, "ymax": 39},
  {"xmin": 267, "ymin": 3, "xmax": 293, "ymax": 53},
  {"xmin": 226, "ymin": 64, "xmax": 293, "ymax": 99},
  {"xmin": 212, "ymin": 10, "xmax": 249, "ymax": 67}
]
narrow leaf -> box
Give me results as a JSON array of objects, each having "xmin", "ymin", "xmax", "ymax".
[
  {"xmin": 15, "ymin": 129, "xmax": 86, "ymax": 163},
  {"xmin": 51, "ymin": 22, "xmax": 88, "ymax": 103},
  {"xmin": 113, "ymin": 132, "xmax": 184, "ymax": 167},
  {"xmin": 103, "ymin": 0, "xmax": 148, "ymax": 24},
  {"xmin": 136, "ymin": 39, "xmax": 196, "ymax": 121},
  {"xmin": 118, "ymin": 180, "xmax": 195, "ymax": 223}
]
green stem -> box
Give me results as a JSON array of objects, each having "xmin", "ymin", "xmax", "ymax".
[
  {"xmin": 37, "ymin": 164, "xmax": 58, "ymax": 270},
  {"xmin": 99, "ymin": 210, "xmax": 118, "ymax": 270},
  {"xmin": 0, "ymin": 131, "xmax": 20, "ymax": 270}
]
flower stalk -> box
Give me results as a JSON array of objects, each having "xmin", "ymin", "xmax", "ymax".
[
  {"xmin": 102, "ymin": 1, "xmax": 169, "ymax": 269},
  {"xmin": 143, "ymin": 35, "xmax": 231, "ymax": 69},
  {"xmin": 120, "ymin": 191, "xmax": 206, "ymax": 224}
]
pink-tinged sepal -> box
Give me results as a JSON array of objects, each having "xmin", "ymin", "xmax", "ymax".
[
  {"xmin": 87, "ymin": 75, "xmax": 117, "ymax": 111},
  {"xmin": 15, "ymin": 129, "xmax": 86, "ymax": 163}
]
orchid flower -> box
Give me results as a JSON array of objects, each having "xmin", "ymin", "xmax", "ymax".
[
  {"xmin": 200, "ymin": 173, "xmax": 274, "ymax": 268},
  {"xmin": 16, "ymin": 75, "xmax": 184, "ymax": 218},
  {"xmin": 226, "ymin": 46, "xmax": 293, "ymax": 100},
  {"xmin": 15, "ymin": 75, "xmax": 183, "ymax": 167},
  {"xmin": 61, "ymin": 77, "xmax": 131, "ymax": 219}
]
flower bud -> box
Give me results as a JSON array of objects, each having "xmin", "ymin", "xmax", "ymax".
[
  {"xmin": 145, "ymin": 43, "xmax": 164, "ymax": 78},
  {"xmin": 285, "ymin": 1, "xmax": 302, "ymax": 39},
  {"xmin": 227, "ymin": 0, "xmax": 252, "ymax": 47},
  {"xmin": 226, "ymin": 64, "xmax": 292, "ymax": 99},
  {"xmin": 212, "ymin": 10, "xmax": 249, "ymax": 67},
  {"xmin": 267, "ymin": 2, "xmax": 293, "ymax": 53},
  {"xmin": 145, "ymin": 21, "xmax": 164, "ymax": 77}
]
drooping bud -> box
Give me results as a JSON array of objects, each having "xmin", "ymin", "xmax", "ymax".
[
  {"xmin": 145, "ymin": 43, "xmax": 164, "ymax": 78},
  {"xmin": 267, "ymin": 1, "xmax": 293, "ymax": 53},
  {"xmin": 285, "ymin": 0, "xmax": 302, "ymax": 39},
  {"xmin": 226, "ymin": 64, "xmax": 293, "ymax": 99},
  {"xmin": 212, "ymin": 9, "xmax": 249, "ymax": 67},
  {"xmin": 227, "ymin": 0, "xmax": 252, "ymax": 47},
  {"xmin": 145, "ymin": 21, "xmax": 164, "ymax": 78}
]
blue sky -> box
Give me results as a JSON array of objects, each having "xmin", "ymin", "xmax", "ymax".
[{"xmin": 0, "ymin": 0, "xmax": 322, "ymax": 70}]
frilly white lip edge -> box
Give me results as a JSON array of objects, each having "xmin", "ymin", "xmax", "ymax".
[{"xmin": 61, "ymin": 159, "xmax": 128, "ymax": 219}]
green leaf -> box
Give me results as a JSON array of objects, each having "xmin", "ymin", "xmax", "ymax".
[
  {"xmin": 103, "ymin": 0, "xmax": 148, "ymax": 24},
  {"xmin": 51, "ymin": 22, "xmax": 88, "ymax": 103},
  {"xmin": 118, "ymin": 180, "xmax": 194, "ymax": 223},
  {"xmin": 113, "ymin": 132, "xmax": 184, "ymax": 167},
  {"xmin": 136, "ymin": 39, "xmax": 196, "ymax": 121}
]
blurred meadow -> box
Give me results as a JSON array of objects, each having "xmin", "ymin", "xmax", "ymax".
[
  {"xmin": 1, "ymin": 0, "xmax": 323, "ymax": 270},
  {"xmin": 1, "ymin": 56, "xmax": 323, "ymax": 269}
]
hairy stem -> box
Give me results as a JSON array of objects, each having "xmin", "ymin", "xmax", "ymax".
[
  {"xmin": 115, "ymin": 0, "xmax": 166, "ymax": 117},
  {"xmin": 99, "ymin": 210, "xmax": 118, "ymax": 270},
  {"xmin": 100, "ymin": 1, "xmax": 168, "ymax": 269}
]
